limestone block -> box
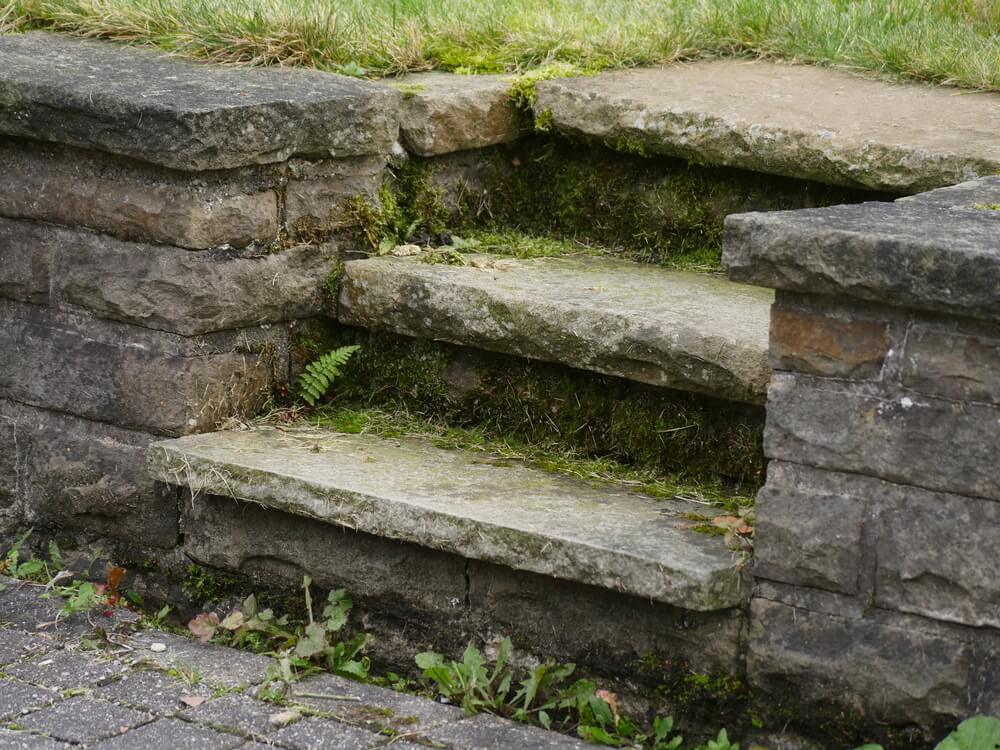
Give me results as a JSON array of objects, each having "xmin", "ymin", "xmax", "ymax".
[
  {"xmin": 753, "ymin": 462, "xmax": 865, "ymax": 595},
  {"xmin": 0, "ymin": 33, "xmax": 399, "ymax": 170},
  {"xmin": 0, "ymin": 139, "xmax": 278, "ymax": 249},
  {"xmin": 764, "ymin": 371, "xmax": 1000, "ymax": 501},
  {"xmin": 393, "ymin": 72, "xmax": 521, "ymax": 156},
  {"xmin": 284, "ymin": 156, "xmax": 387, "ymax": 235},
  {"xmin": 181, "ymin": 493, "xmax": 468, "ymax": 617},
  {"xmin": 0, "ymin": 301, "xmax": 282, "ymax": 436},
  {"xmin": 0, "ymin": 399, "xmax": 178, "ymax": 548},
  {"xmin": 748, "ymin": 598, "xmax": 999, "ymax": 725},
  {"xmin": 901, "ymin": 322, "xmax": 1000, "ymax": 405},
  {"xmin": 0, "ymin": 218, "xmax": 337, "ymax": 335}
]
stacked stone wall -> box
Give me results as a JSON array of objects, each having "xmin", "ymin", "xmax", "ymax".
[{"xmin": 725, "ymin": 188, "xmax": 1000, "ymax": 731}]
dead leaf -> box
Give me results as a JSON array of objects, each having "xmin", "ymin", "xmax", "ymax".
[
  {"xmin": 595, "ymin": 689, "xmax": 619, "ymax": 725},
  {"xmin": 188, "ymin": 612, "xmax": 220, "ymax": 643},
  {"xmin": 181, "ymin": 695, "xmax": 208, "ymax": 708}
]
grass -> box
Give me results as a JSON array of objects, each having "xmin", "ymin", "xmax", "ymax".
[{"xmin": 2, "ymin": 0, "xmax": 1000, "ymax": 91}]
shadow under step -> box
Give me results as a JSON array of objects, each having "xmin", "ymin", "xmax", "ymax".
[
  {"xmin": 148, "ymin": 427, "xmax": 743, "ymax": 612},
  {"xmin": 337, "ymin": 254, "xmax": 773, "ymax": 404}
]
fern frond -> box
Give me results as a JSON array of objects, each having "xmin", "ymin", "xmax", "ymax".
[{"xmin": 297, "ymin": 345, "xmax": 360, "ymax": 406}]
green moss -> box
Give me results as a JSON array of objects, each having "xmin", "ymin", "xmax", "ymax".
[
  {"xmin": 322, "ymin": 262, "xmax": 345, "ymax": 302},
  {"xmin": 289, "ymin": 325, "xmax": 763, "ymax": 503},
  {"xmin": 533, "ymin": 108, "xmax": 554, "ymax": 133},
  {"xmin": 182, "ymin": 563, "xmax": 243, "ymax": 605},
  {"xmin": 608, "ymin": 136, "xmax": 650, "ymax": 158},
  {"xmin": 505, "ymin": 62, "xmax": 583, "ymax": 111},
  {"xmin": 973, "ymin": 202, "xmax": 1000, "ymax": 211},
  {"xmin": 389, "ymin": 82, "xmax": 427, "ymax": 99}
]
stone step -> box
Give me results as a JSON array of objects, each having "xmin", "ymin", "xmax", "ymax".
[
  {"xmin": 337, "ymin": 254, "xmax": 772, "ymax": 404},
  {"xmin": 535, "ymin": 61, "xmax": 1000, "ymax": 194},
  {"xmin": 148, "ymin": 427, "xmax": 743, "ymax": 611}
]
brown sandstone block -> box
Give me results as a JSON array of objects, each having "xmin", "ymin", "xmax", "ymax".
[
  {"xmin": 0, "ymin": 139, "xmax": 278, "ymax": 249},
  {"xmin": 769, "ymin": 300, "xmax": 890, "ymax": 379},
  {"xmin": 284, "ymin": 156, "xmax": 386, "ymax": 238}
]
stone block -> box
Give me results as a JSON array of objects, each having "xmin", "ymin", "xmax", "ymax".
[
  {"xmin": 268, "ymin": 717, "xmax": 384, "ymax": 750},
  {"xmin": 393, "ymin": 72, "xmax": 521, "ymax": 156},
  {"xmin": 0, "ymin": 138, "xmax": 278, "ymax": 249},
  {"xmin": 181, "ymin": 493, "xmax": 468, "ymax": 618},
  {"xmin": 179, "ymin": 693, "xmax": 279, "ymax": 739},
  {"xmin": 877, "ymin": 484, "xmax": 1000, "ymax": 629},
  {"xmin": 0, "ymin": 33, "xmax": 399, "ymax": 170},
  {"xmin": 424, "ymin": 713, "xmax": 589, "ymax": 749},
  {"xmin": 769, "ymin": 297, "xmax": 891, "ymax": 379},
  {"xmin": 6, "ymin": 651, "xmax": 126, "ymax": 691},
  {"xmin": 901, "ymin": 322, "xmax": 1000, "ymax": 405},
  {"xmin": 0, "ymin": 218, "xmax": 339, "ymax": 335},
  {"xmin": 1, "ymin": 302, "xmax": 281, "ymax": 435},
  {"xmin": 724, "ymin": 202, "xmax": 1000, "ymax": 321},
  {"xmin": 18, "ymin": 697, "xmax": 151, "ymax": 745},
  {"xmin": 764, "ymin": 371, "xmax": 1000, "ymax": 501},
  {"xmin": 0, "ymin": 399, "xmax": 179, "ymax": 549},
  {"xmin": 467, "ymin": 560, "xmax": 744, "ymax": 676},
  {"xmin": 129, "ymin": 631, "xmax": 271, "ymax": 689},
  {"xmin": 898, "ymin": 175, "xmax": 1000, "ymax": 210},
  {"xmin": 284, "ymin": 156, "xmax": 387, "ymax": 235},
  {"xmin": 753, "ymin": 461, "xmax": 865, "ymax": 594},
  {"xmin": 748, "ymin": 597, "xmax": 1000, "ymax": 725},
  {"xmin": 92, "ymin": 719, "xmax": 244, "ymax": 750}
]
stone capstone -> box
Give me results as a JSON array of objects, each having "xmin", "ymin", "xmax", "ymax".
[
  {"xmin": 724, "ymin": 201, "xmax": 1000, "ymax": 321},
  {"xmin": 536, "ymin": 62, "xmax": 1000, "ymax": 192},
  {"xmin": 148, "ymin": 427, "xmax": 743, "ymax": 611},
  {"xmin": 0, "ymin": 32, "xmax": 399, "ymax": 170},
  {"xmin": 393, "ymin": 72, "xmax": 521, "ymax": 156},
  {"xmin": 338, "ymin": 254, "xmax": 772, "ymax": 403}
]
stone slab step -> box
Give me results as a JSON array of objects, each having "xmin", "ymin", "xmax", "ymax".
[
  {"xmin": 535, "ymin": 61, "xmax": 1000, "ymax": 193},
  {"xmin": 148, "ymin": 427, "xmax": 743, "ymax": 611},
  {"xmin": 0, "ymin": 32, "xmax": 398, "ymax": 170},
  {"xmin": 338, "ymin": 254, "xmax": 772, "ymax": 404}
]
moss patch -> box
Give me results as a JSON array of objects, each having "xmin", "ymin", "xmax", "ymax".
[{"xmin": 286, "ymin": 324, "xmax": 764, "ymax": 504}]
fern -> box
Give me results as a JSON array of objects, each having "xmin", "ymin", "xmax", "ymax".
[{"xmin": 297, "ymin": 345, "xmax": 359, "ymax": 406}]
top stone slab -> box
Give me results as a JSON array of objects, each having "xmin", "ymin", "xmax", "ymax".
[
  {"xmin": 0, "ymin": 33, "xmax": 399, "ymax": 170},
  {"xmin": 536, "ymin": 61, "xmax": 1000, "ymax": 193}
]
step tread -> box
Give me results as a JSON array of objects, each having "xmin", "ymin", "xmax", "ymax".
[
  {"xmin": 148, "ymin": 427, "xmax": 743, "ymax": 611},
  {"xmin": 535, "ymin": 61, "xmax": 1000, "ymax": 193},
  {"xmin": 338, "ymin": 254, "xmax": 772, "ymax": 404}
]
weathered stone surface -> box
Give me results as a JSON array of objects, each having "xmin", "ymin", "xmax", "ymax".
[
  {"xmin": 6, "ymin": 651, "xmax": 126, "ymax": 691},
  {"xmin": 748, "ymin": 598, "xmax": 1000, "ymax": 724},
  {"xmin": 0, "ymin": 680, "xmax": 58, "ymax": 721},
  {"xmin": 340, "ymin": 254, "xmax": 772, "ymax": 403},
  {"xmin": 536, "ymin": 62, "xmax": 1000, "ymax": 192},
  {"xmin": 179, "ymin": 694, "xmax": 279, "ymax": 739},
  {"xmin": 0, "ymin": 728, "xmax": 69, "ymax": 749},
  {"xmin": 0, "ymin": 218, "xmax": 339, "ymax": 335},
  {"xmin": 182, "ymin": 494, "xmax": 468, "ymax": 617},
  {"xmin": 724, "ymin": 202, "xmax": 1000, "ymax": 320},
  {"xmin": 877, "ymin": 483, "xmax": 1000, "ymax": 629},
  {"xmin": 901, "ymin": 323, "xmax": 1000, "ymax": 405},
  {"xmin": 0, "ymin": 631, "xmax": 52, "ymax": 668},
  {"xmin": 285, "ymin": 156, "xmax": 386, "ymax": 235},
  {"xmin": 1, "ymin": 302, "xmax": 278, "ymax": 435},
  {"xmin": 94, "ymin": 671, "xmax": 212, "ymax": 716},
  {"xmin": 899, "ymin": 175, "xmax": 1000, "ymax": 210},
  {"xmin": 754, "ymin": 461, "xmax": 865, "ymax": 595},
  {"xmin": 0, "ymin": 399, "xmax": 179, "ymax": 549},
  {"xmin": 268, "ymin": 717, "xmax": 383, "ymax": 750},
  {"xmin": 149, "ymin": 427, "xmax": 742, "ymax": 610},
  {"xmin": 769, "ymin": 300, "xmax": 891, "ymax": 379},
  {"xmin": 0, "ymin": 33, "xmax": 399, "ymax": 170},
  {"xmin": 764, "ymin": 372, "xmax": 1000, "ymax": 501},
  {"xmin": 0, "ymin": 138, "xmax": 278, "ymax": 249},
  {"xmin": 468, "ymin": 560, "xmax": 744, "ymax": 675},
  {"xmin": 393, "ymin": 72, "xmax": 521, "ymax": 156}
]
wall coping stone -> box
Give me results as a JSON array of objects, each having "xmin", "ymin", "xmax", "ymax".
[
  {"xmin": 0, "ymin": 32, "xmax": 399, "ymax": 170},
  {"xmin": 723, "ymin": 198, "xmax": 1000, "ymax": 321}
]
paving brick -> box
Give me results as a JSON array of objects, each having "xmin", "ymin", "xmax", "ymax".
[
  {"xmin": 0, "ymin": 631, "xmax": 55, "ymax": 668},
  {"xmin": 179, "ymin": 693, "xmax": 280, "ymax": 739},
  {"xmin": 268, "ymin": 717, "xmax": 383, "ymax": 750},
  {"xmin": 0, "ymin": 679, "xmax": 59, "ymax": 720},
  {"xmin": 0, "ymin": 728, "xmax": 69, "ymax": 749},
  {"xmin": 129, "ymin": 632, "xmax": 270, "ymax": 689},
  {"xmin": 93, "ymin": 670, "xmax": 212, "ymax": 715},
  {"xmin": 92, "ymin": 718, "xmax": 245, "ymax": 750},
  {"xmin": 18, "ymin": 697, "xmax": 152, "ymax": 744},
  {"xmin": 291, "ymin": 674, "xmax": 463, "ymax": 734},
  {"xmin": 423, "ymin": 713, "xmax": 590, "ymax": 749},
  {"xmin": 6, "ymin": 651, "xmax": 126, "ymax": 691}
]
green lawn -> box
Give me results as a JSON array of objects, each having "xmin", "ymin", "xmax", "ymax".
[{"xmin": 3, "ymin": 0, "xmax": 999, "ymax": 90}]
